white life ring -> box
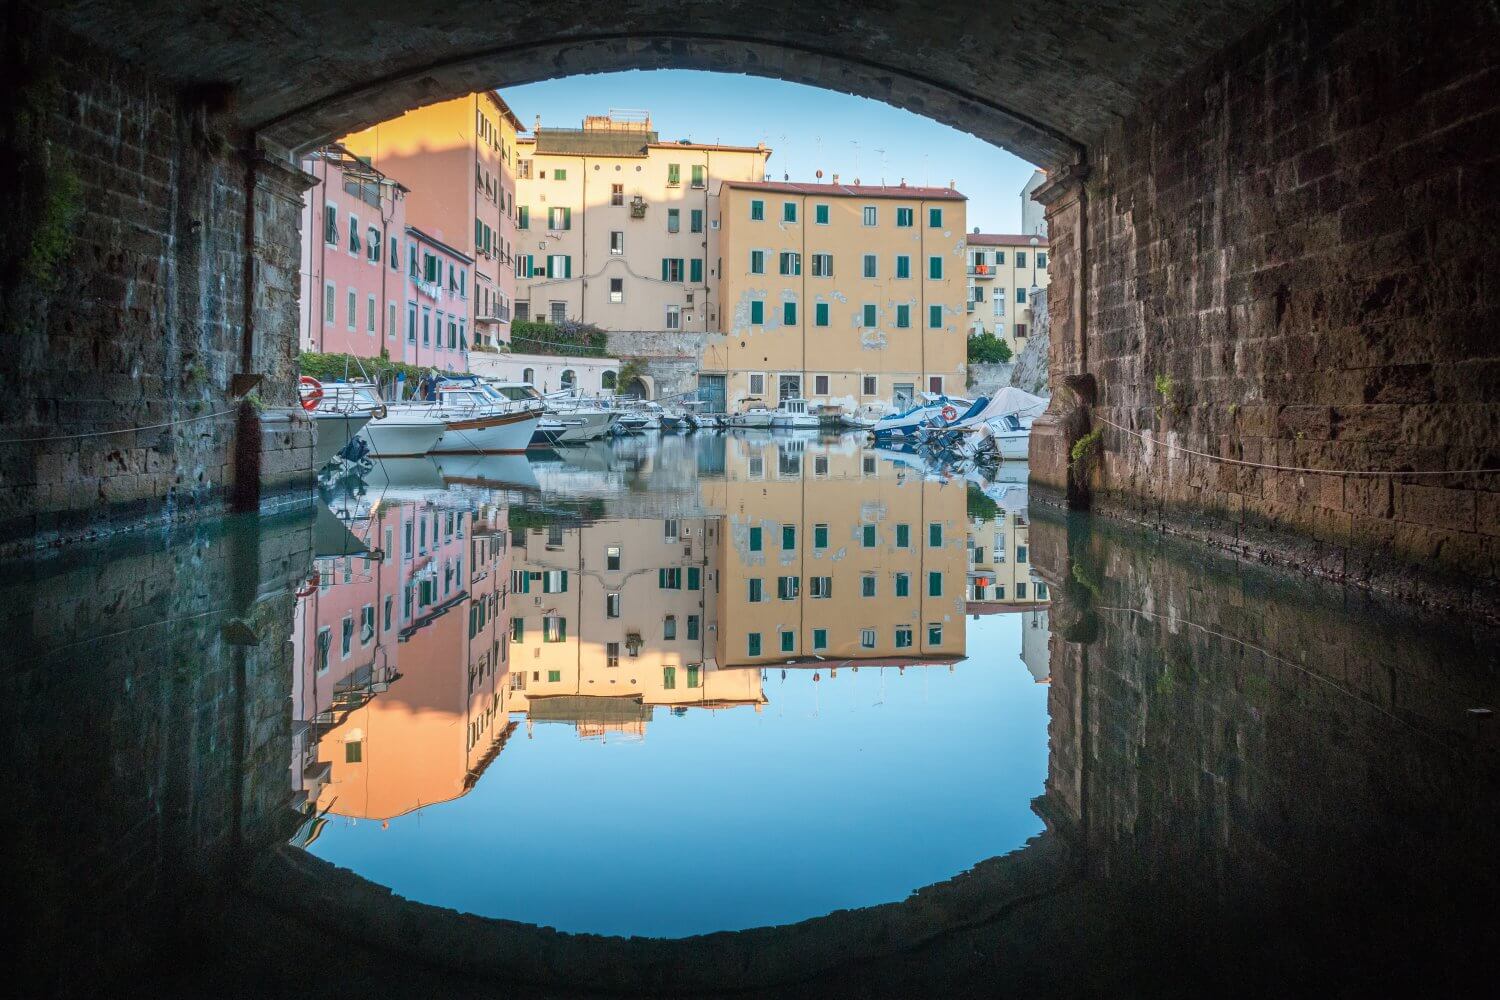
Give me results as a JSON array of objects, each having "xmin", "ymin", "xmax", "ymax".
[{"xmin": 940, "ymin": 404, "xmax": 958, "ymax": 422}]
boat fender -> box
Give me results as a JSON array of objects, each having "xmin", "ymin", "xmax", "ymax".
[
  {"xmin": 299, "ymin": 375, "xmax": 323, "ymax": 411},
  {"xmin": 372, "ymin": 403, "xmax": 388, "ymax": 420}
]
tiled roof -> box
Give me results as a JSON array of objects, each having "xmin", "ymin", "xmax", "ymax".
[
  {"xmin": 722, "ymin": 180, "xmax": 966, "ymax": 201},
  {"xmin": 532, "ymin": 128, "xmax": 658, "ymax": 157},
  {"xmin": 968, "ymin": 232, "xmax": 1049, "ymax": 246}
]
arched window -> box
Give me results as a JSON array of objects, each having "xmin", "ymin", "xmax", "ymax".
[
  {"xmin": 522, "ymin": 367, "xmax": 535, "ymax": 384},
  {"xmin": 561, "ymin": 369, "xmax": 576, "ymax": 389},
  {"xmin": 601, "ymin": 370, "xmax": 618, "ymax": 390}
]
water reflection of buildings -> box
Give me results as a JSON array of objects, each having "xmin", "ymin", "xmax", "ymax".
[
  {"xmin": 291, "ymin": 500, "xmax": 515, "ymax": 838},
  {"xmin": 965, "ymin": 482, "xmax": 1051, "ymax": 614}
]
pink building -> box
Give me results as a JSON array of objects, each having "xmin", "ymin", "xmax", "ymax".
[
  {"xmin": 299, "ymin": 145, "xmax": 410, "ymax": 360},
  {"xmin": 403, "ymin": 226, "xmax": 475, "ymax": 373}
]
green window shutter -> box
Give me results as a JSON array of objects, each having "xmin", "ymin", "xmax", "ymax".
[
  {"xmin": 564, "ymin": 256, "xmax": 572, "ymax": 279},
  {"xmin": 750, "ymin": 250, "xmax": 763, "ymax": 274},
  {"xmin": 783, "ymin": 301, "xmax": 796, "ymax": 325},
  {"xmin": 929, "ymin": 207, "xmax": 942, "ymax": 227},
  {"xmin": 780, "ymin": 631, "xmax": 794, "ymax": 653},
  {"xmin": 863, "ymin": 304, "xmax": 876, "ymax": 327},
  {"xmin": 896, "ymin": 524, "xmax": 909, "ymax": 547},
  {"xmin": 815, "ymin": 302, "xmax": 829, "ymax": 327},
  {"xmin": 930, "ymin": 304, "xmax": 943, "ymax": 328},
  {"xmin": 659, "ymin": 568, "xmax": 667, "ymax": 588},
  {"xmin": 663, "ymin": 666, "xmax": 676, "ymax": 689},
  {"xmin": 518, "ymin": 205, "xmax": 528, "ymax": 229},
  {"xmin": 814, "ymin": 525, "xmax": 828, "ymax": 548},
  {"xmin": 691, "ymin": 258, "xmax": 703, "ymax": 283},
  {"xmin": 782, "ymin": 525, "xmax": 795, "ymax": 549},
  {"xmin": 474, "ymin": 219, "xmax": 483, "ymax": 247},
  {"xmin": 782, "ymin": 202, "xmax": 796, "ymax": 222},
  {"xmin": 929, "ymin": 523, "xmax": 943, "ymax": 546},
  {"xmin": 896, "ymin": 255, "xmax": 910, "ymax": 278},
  {"xmin": 751, "ymin": 300, "xmax": 764, "ymax": 324},
  {"xmin": 815, "ymin": 204, "xmax": 829, "ymax": 224},
  {"xmin": 563, "ymin": 207, "xmax": 572, "ymax": 230},
  {"xmin": 897, "ymin": 305, "xmax": 910, "ymax": 328},
  {"xmin": 895, "ymin": 574, "xmax": 909, "ymax": 597},
  {"xmin": 687, "ymin": 567, "xmax": 701, "ymax": 590},
  {"xmin": 862, "ymin": 524, "xmax": 875, "ymax": 547},
  {"xmin": 662, "ymin": 258, "xmax": 670, "ymax": 281},
  {"xmin": 751, "ymin": 199, "xmax": 763, "ymax": 221},
  {"xmin": 929, "ymin": 571, "xmax": 943, "ymax": 596},
  {"xmin": 929, "ymin": 256, "xmax": 942, "ymax": 279},
  {"xmin": 748, "ymin": 633, "xmax": 761, "ymax": 657},
  {"xmin": 749, "ymin": 526, "xmax": 762, "ymax": 551},
  {"xmin": 813, "ymin": 628, "xmax": 827, "ymax": 650}
]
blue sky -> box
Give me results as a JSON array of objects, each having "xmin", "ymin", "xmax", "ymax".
[{"xmin": 503, "ymin": 71, "xmax": 1039, "ymax": 233}]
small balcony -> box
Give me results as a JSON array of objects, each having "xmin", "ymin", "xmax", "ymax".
[
  {"xmin": 629, "ymin": 196, "xmax": 648, "ymax": 219},
  {"xmin": 968, "ymin": 264, "xmax": 994, "ymax": 279}
]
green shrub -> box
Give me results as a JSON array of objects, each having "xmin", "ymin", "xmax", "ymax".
[
  {"xmin": 509, "ymin": 319, "xmax": 609, "ymax": 357},
  {"xmin": 967, "ymin": 331, "xmax": 1014, "ymax": 364},
  {"xmin": 298, "ymin": 351, "xmax": 428, "ymax": 389}
]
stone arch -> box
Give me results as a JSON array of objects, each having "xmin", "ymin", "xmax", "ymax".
[{"xmin": 560, "ymin": 368, "xmax": 576, "ymax": 390}]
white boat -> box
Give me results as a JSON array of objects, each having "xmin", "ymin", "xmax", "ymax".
[
  {"xmin": 771, "ymin": 397, "xmax": 821, "ymax": 429},
  {"xmin": 311, "ymin": 381, "xmax": 447, "ymax": 457},
  {"xmin": 426, "ymin": 377, "xmax": 543, "ymax": 454},
  {"xmin": 870, "ymin": 393, "xmax": 988, "ymax": 440},
  {"xmin": 729, "ymin": 398, "xmax": 776, "ymax": 429},
  {"xmin": 304, "ymin": 408, "xmax": 372, "ymax": 468},
  {"xmin": 951, "ymin": 387, "xmax": 1049, "ymax": 461},
  {"xmin": 486, "ymin": 381, "xmax": 618, "ymax": 444}
]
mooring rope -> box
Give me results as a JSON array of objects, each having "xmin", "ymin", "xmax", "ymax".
[
  {"xmin": 1092, "ymin": 413, "xmax": 1500, "ymax": 478},
  {"xmin": 0, "ymin": 407, "xmax": 241, "ymax": 445}
]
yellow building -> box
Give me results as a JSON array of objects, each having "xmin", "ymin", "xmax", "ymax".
[
  {"xmin": 965, "ymin": 497, "xmax": 1050, "ymax": 611},
  {"xmin": 703, "ymin": 436, "xmax": 968, "ymax": 666},
  {"xmin": 343, "ymin": 92, "xmax": 524, "ymax": 347},
  {"xmin": 512, "ymin": 111, "xmax": 769, "ymax": 333},
  {"xmin": 964, "ymin": 232, "xmax": 1050, "ymax": 354},
  {"xmin": 707, "ymin": 180, "xmax": 969, "ymax": 416}
]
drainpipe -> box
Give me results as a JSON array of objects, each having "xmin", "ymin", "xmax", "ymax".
[{"xmin": 232, "ymin": 139, "xmax": 262, "ymax": 514}]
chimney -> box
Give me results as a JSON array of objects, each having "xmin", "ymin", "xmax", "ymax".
[
  {"xmin": 831, "ymin": 173, "xmax": 839, "ymax": 185},
  {"xmin": 900, "ymin": 178, "xmax": 907, "ymax": 187}
]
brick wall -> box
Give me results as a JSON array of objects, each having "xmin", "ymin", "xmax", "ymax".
[
  {"xmin": 0, "ymin": 22, "xmax": 312, "ymax": 556},
  {"xmin": 1050, "ymin": 0, "xmax": 1500, "ymax": 616}
]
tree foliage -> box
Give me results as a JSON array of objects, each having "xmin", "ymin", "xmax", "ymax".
[
  {"xmin": 509, "ymin": 319, "xmax": 609, "ymax": 357},
  {"xmin": 967, "ymin": 331, "xmax": 1014, "ymax": 364}
]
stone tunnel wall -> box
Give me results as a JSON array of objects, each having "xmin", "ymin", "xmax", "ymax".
[
  {"xmin": 0, "ymin": 19, "xmax": 312, "ymax": 557},
  {"xmin": 1045, "ymin": 0, "xmax": 1500, "ymax": 617}
]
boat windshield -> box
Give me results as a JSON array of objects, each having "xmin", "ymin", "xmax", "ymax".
[{"xmin": 493, "ymin": 384, "xmax": 543, "ymax": 403}]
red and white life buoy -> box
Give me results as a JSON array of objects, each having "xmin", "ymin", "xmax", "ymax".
[
  {"xmin": 940, "ymin": 404, "xmax": 959, "ymax": 422},
  {"xmin": 295, "ymin": 571, "xmax": 319, "ymax": 598},
  {"xmin": 299, "ymin": 375, "xmax": 323, "ymax": 411}
]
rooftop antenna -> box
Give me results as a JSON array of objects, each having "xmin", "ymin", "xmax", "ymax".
[
  {"xmin": 851, "ymin": 139, "xmax": 860, "ymax": 179},
  {"xmin": 874, "ymin": 147, "xmax": 887, "ymax": 185}
]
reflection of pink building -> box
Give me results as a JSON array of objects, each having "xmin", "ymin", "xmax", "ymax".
[
  {"xmin": 298, "ymin": 145, "xmax": 410, "ymax": 360},
  {"xmin": 402, "ymin": 226, "xmax": 474, "ymax": 373},
  {"xmin": 290, "ymin": 501, "xmax": 512, "ymax": 822}
]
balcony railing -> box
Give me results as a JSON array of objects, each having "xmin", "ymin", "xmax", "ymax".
[{"xmin": 968, "ymin": 265, "xmax": 994, "ymax": 278}]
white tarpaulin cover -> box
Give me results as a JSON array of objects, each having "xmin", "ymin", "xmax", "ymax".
[{"xmin": 958, "ymin": 387, "xmax": 1049, "ymax": 427}]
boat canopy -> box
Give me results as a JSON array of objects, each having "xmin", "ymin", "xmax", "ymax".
[{"xmin": 956, "ymin": 387, "xmax": 1048, "ymax": 427}]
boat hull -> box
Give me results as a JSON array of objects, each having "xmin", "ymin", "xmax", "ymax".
[
  {"xmin": 432, "ymin": 410, "xmax": 540, "ymax": 454},
  {"xmin": 310, "ymin": 411, "xmax": 371, "ymax": 467},
  {"xmin": 994, "ymin": 430, "xmax": 1031, "ymax": 460},
  {"xmin": 553, "ymin": 411, "xmax": 616, "ymax": 443},
  {"xmin": 358, "ymin": 417, "xmax": 446, "ymax": 457}
]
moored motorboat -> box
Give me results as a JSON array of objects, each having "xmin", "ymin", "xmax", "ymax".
[
  {"xmin": 427, "ymin": 377, "xmax": 543, "ymax": 454},
  {"xmin": 298, "ymin": 378, "xmax": 374, "ymax": 468},
  {"xmin": 771, "ymin": 397, "xmax": 821, "ymax": 429},
  {"xmin": 311, "ymin": 381, "xmax": 447, "ymax": 457},
  {"xmin": 870, "ymin": 393, "xmax": 988, "ymax": 440},
  {"xmin": 729, "ymin": 398, "xmax": 775, "ymax": 429}
]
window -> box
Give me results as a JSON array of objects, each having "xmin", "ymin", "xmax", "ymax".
[
  {"xmin": 322, "ymin": 281, "xmax": 335, "ymax": 323},
  {"xmin": 606, "ymin": 592, "xmax": 620, "ymax": 618},
  {"xmin": 541, "ymin": 569, "xmax": 568, "ymax": 593},
  {"xmin": 522, "ymin": 367, "xmax": 535, "ymax": 383},
  {"xmin": 782, "ymin": 301, "xmax": 797, "ymax": 325},
  {"xmin": 748, "ymin": 526, "xmax": 763, "ymax": 552},
  {"xmin": 517, "ymin": 205, "xmax": 529, "ymax": 230},
  {"xmin": 863, "ymin": 375, "xmax": 877, "ymax": 395},
  {"xmin": 749, "ymin": 373, "xmax": 765, "ymax": 395},
  {"xmin": 782, "ymin": 201, "xmax": 797, "ymax": 223},
  {"xmin": 777, "ymin": 575, "xmax": 800, "ymax": 600},
  {"xmin": 691, "ymin": 164, "xmax": 706, "ymax": 188},
  {"xmin": 610, "ymin": 230, "xmax": 624, "ymax": 254},
  {"xmin": 691, "ymin": 209, "xmax": 704, "ymax": 233},
  {"xmin": 929, "ymin": 256, "xmax": 943, "ymax": 279},
  {"xmin": 895, "ymin": 255, "xmax": 911, "ymax": 279},
  {"xmin": 663, "ymin": 666, "xmax": 677, "ymax": 690},
  {"xmin": 896, "ymin": 304, "xmax": 910, "ymax": 328},
  {"xmin": 606, "ymin": 545, "xmax": 621, "ymax": 570},
  {"xmin": 366, "ymin": 226, "xmax": 380, "ymax": 263},
  {"xmin": 811, "ymin": 253, "xmax": 833, "ymax": 277},
  {"xmin": 662, "ymin": 258, "xmax": 685, "ymax": 282},
  {"xmin": 315, "ymin": 627, "xmax": 331, "ymax": 673},
  {"xmin": 929, "ymin": 207, "xmax": 943, "ymax": 228},
  {"xmin": 387, "ymin": 301, "xmax": 396, "ymax": 339},
  {"xmin": 750, "ymin": 300, "xmax": 765, "ymax": 325},
  {"xmin": 810, "ymin": 576, "xmax": 832, "ymax": 599},
  {"xmin": 323, "ymin": 203, "xmax": 338, "ymax": 245},
  {"xmin": 895, "ymin": 572, "xmax": 910, "ymax": 597},
  {"xmin": 1038, "ymin": 251, "xmax": 1048, "ymax": 268},
  {"xmin": 345, "ymin": 740, "xmax": 363, "ymax": 763},
  {"xmin": 664, "ymin": 615, "xmax": 677, "ymax": 640},
  {"xmin": 690, "ymin": 258, "xmax": 704, "ymax": 283},
  {"xmin": 553, "ymin": 168, "xmax": 567, "ymax": 181},
  {"xmin": 928, "ymin": 571, "xmax": 943, "ymax": 596},
  {"xmin": 547, "ymin": 255, "xmax": 572, "ymax": 279},
  {"xmin": 812, "ymin": 628, "xmax": 827, "ymax": 651},
  {"xmin": 348, "ymin": 215, "xmax": 360, "ymax": 254},
  {"xmin": 858, "ymin": 205, "xmax": 877, "ymax": 227},
  {"xmin": 861, "ymin": 574, "xmax": 876, "ymax": 598},
  {"xmin": 749, "ymin": 578, "xmax": 763, "ymax": 603},
  {"xmin": 815, "ymin": 302, "xmax": 829, "ymax": 327},
  {"xmin": 1037, "ymin": 582, "xmax": 1049, "ymax": 600},
  {"xmin": 814, "ymin": 374, "xmax": 829, "ymax": 394},
  {"xmin": 815, "ymin": 203, "xmax": 829, "ymax": 225},
  {"xmin": 780, "ymin": 630, "xmax": 795, "ymax": 653},
  {"xmin": 1016, "ymin": 323, "xmax": 1029, "ymax": 338},
  {"xmin": 896, "ymin": 207, "xmax": 913, "ymax": 227},
  {"xmin": 610, "ymin": 278, "xmax": 624, "ymax": 304},
  {"xmin": 510, "ymin": 617, "xmax": 523, "ymax": 642},
  {"xmin": 895, "ymin": 626, "xmax": 913, "ymax": 649},
  {"xmin": 606, "ymin": 642, "xmax": 620, "ymax": 668},
  {"xmin": 929, "ymin": 304, "xmax": 943, "ymax": 328},
  {"xmin": 515, "ymin": 254, "xmax": 533, "ymax": 278},
  {"xmin": 779, "ymin": 251, "xmax": 801, "ymax": 276},
  {"xmin": 665, "ymin": 305, "xmax": 681, "ymax": 329},
  {"xmin": 548, "ymin": 206, "xmax": 572, "ymax": 231},
  {"xmin": 748, "ymin": 632, "xmax": 762, "ymax": 657},
  {"xmin": 750, "ymin": 250, "xmax": 765, "ymax": 274},
  {"xmin": 543, "ymin": 615, "xmax": 567, "ymax": 642},
  {"xmin": 750, "ymin": 199, "xmax": 764, "ymax": 221},
  {"xmin": 687, "ymin": 663, "xmax": 701, "ymax": 687},
  {"xmin": 928, "ymin": 623, "xmax": 943, "ymax": 646},
  {"xmin": 659, "ymin": 567, "xmax": 682, "ymax": 589},
  {"xmin": 687, "ymin": 615, "xmax": 700, "ymax": 640},
  {"xmin": 1018, "ymin": 545, "xmax": 1028, "ymax": 563},
  {"xmin": 366, "ymin": 294, "xmax": 376, "ymax": 333},
  {"xmin": 667, "ymin": 208, "xmax": 680, "ymax": 233},
  {"xmin": 862, "ymin": 524, "xmax": 876, "ymax": 547},
  {"xmin": 341, "ymin": 615, "xmax": 353, "ymax": 657},
  {"xmin": 812, "ymin": 523, "xmax": 829, "ymax": 550},
  {"xmin": 1016, "ymin": 287, "xmax": 1027, "ymax": 304},
  {"xmin": 860, "ymin": 628, "xmax": 876, "ymax": 650},
  {"xmin": 1016, "ymin": 582, "xmax": 1028, "ymax": 600},
  {"xmin": 346, "ymin": 288, "xmax": 356, "ymax": 330},
  {"xmin": 667, "ymin": 163, "xmax": 681, "ymax": 187},
  {"xmin": 611, "ymin": 184, "xmax": 624, "ymax": 206},
  {"xmin": 862, "ymin": 303, "xmax": 877, "ymax": 327},
  {"xmin": 687, "ymin": 567, "xmax": 701, "ymax": 591},
  {"xmin": 862, "ymin": 254, "xmax": 877, "ymax": 278},
  {"xmin": 1015, "ymin": 251, "xmax": 1027, "ymax": 268}
]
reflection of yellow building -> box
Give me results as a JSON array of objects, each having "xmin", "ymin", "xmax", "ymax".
[
  {"xmin": 709, "ymin": 181, "xmax": 969, "ymax": 415},
  {"xmin": 506, "ymin": 516, "xmax": 766, "ymax": 739},
  {"xmin": 704, "ymin": 437, "xmax": 968, "ymax": 666},
  {"xmin": 966, "ymin": 503, "xmax": 1050, "ymax": 611}
]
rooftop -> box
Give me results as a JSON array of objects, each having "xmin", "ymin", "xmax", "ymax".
[
  {"xmin": 968, "ymin": 232, "xmax": 1050, "ymax": 246},
  {"xmin": 722, "ymin": 180, "xmax": 966, "ymax": 201}
]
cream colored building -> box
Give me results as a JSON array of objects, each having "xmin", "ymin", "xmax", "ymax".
[
  {"xmin": 342, "ymin": 92, "xmax": 524, "ymax": 349},
  {"xmin": 966, "ymin": 497, "xmax": 1050, "ymax": 610},
  {"xmin": 702, "ymin": 436, "xmax": 968, "ymax": 666},
  {"xmin": 709, "ymin": 180, "xmax": 969, "ymax": 415},
  {"xmin": 512, "ymin": 112, "xmax": 769, "ymax": 335},
  {"xmin": 964, "ymin": 232, "xmax": 1050, "ymax": 354}
]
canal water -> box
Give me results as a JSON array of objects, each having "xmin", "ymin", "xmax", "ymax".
[{"xmin": 3, "ymin": 431, "xmax": 1497, "ymax": 997}]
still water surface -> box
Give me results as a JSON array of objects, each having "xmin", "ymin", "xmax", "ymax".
[{"xmin": 3, "ymin": 430, "xmax": 1497, "ymax": 997}]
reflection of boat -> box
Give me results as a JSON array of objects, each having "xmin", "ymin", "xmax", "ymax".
[
  {"xmin": 435, "ymin": 452, "xmax": 540, "ymax": 491},
  {"xmin": 359, "ymin": 456, "xmax": 447, "ymax": 496},
  {"xmin": 313, "ymin": 503, "xmax": 371, "ymax": 558},
  {"xmin": 771, "ymin": 398, "xmax": 821, "ymax": 429}
]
